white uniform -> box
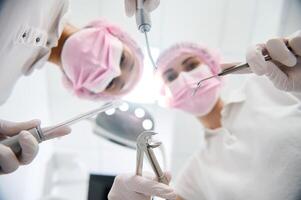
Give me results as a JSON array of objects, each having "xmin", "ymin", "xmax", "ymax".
[
  {"xmin": 175, "ymin": 75, "xmax": 301, "ymax": 200},
  {"xmin": 0, "ymin": 0, "xmax": 69, "ymax": 104}
]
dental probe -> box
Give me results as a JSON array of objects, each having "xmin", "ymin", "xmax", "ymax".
[
  {"xmin": 192, "ymin": 55, "xmax": 272, "ymax": 96},
  {"xmin": 0, "ymin": 101, "xmax": 122, "ymax": 155},
  {"xmin": 193, "ymin": 42, "xmax": 298, "ymax": 96}
]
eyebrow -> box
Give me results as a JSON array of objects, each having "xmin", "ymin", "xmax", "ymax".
[{"xmin": 182, "ymin": 57, "xmax": 195, "ymax": 65}]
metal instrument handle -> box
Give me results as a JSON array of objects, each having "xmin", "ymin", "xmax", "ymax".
[
  {"xmin": 219, "ymin": 55, "xmax": 272, "ymax": 76},
  {"xmin": 135, "ymin": 0, "xmax": 151, "ymax": 33},
  {"xmin": 146, "ymin": 147, "xmax": 169, "ymax": 184},
  {"xmin": 136, "ymin": 148, "xmax": 144, "ymax": 176},
  {"xmin": 0, "ymin": 126, "xmax": 43, "ymax": 155},
  {"xmin": 219, "ymin": 63, "xmax": 250, "ymax": 76}
]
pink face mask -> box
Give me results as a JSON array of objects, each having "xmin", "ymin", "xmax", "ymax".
[
  {"xmin": 164, "ymin": 65, "xmax": 222, "ymax": 116},
  {"xmin": 156, "ymin": 42, "xmax": 223, "ymax": 116},
  {"xmin": 61, "ymin": 28, "xmax": 123, "ymax": 95},
  {"xmin": 60, "ymin": 19, "xmax": 144, "ymax": 101}
]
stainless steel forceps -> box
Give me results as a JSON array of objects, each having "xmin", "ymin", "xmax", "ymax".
[{"xmin": 136, "ymin": 131, "xmax": 169, "ymax": 185}]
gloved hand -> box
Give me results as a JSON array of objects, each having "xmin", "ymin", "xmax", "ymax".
[
  {"xmin": 108, "ymin": 172, "xmax": 177, "ymax": 200},
  {"xmin": 124, "ymin": 0, "xmax": 160, "ymax": 17},
  {"xmin": 246, "ymin": 30, "xmax": 301, "ymax": 92},
  {"xmin": 0, "ymin": 119, "xmax": 71, "ymax": 174}
]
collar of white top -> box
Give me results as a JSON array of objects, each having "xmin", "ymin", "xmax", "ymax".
[{"xmin": 204, "ymin": 87, "xmax": 247, "ymax": 135}]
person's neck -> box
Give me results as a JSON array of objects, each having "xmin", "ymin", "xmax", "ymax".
[
  {"xmin": 197, "ymin": 99, "xmax": 223, "ymax": 129},
  {"xmin": 48, "ymin": 24, "xmax": 79, "ymax": 66}
]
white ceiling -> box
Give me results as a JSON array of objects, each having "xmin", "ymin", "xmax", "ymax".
[{"xmin": 67, "ymin": 0, "xmax": 301, "ymax": 61}]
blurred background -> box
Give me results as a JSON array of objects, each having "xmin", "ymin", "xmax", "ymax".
[{"xmin": 0, "ymin": 0, "xmax": 301, "ymax": 199}]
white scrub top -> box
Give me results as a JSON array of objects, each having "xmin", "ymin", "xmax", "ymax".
[
  {"xmin": 0, "ymin": 0, "xmax": 69, "ymax": 104},
  {"xmin": 175, "ymin": 75, "xmax": 301, "ymax": 200}
]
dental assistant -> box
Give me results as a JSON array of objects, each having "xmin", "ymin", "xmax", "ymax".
[
  {"xmin": 0, "ymin": 0, "xmax": 159, "ymax": 175},
  {"xmin": 108, "ymin": 42, "xmax": 301, "ymax": 200}
]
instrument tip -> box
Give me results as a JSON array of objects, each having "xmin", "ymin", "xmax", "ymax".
[{"xmin": 192, "ymin": 82, "xmax": 202, "ymax": 97}]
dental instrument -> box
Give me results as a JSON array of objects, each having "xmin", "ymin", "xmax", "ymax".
[
  {"xmin": 0, "ymin": 101, "xmax": 122, "ymax": 155},
  {"xmin": 192, "ymin": 55, "xmax": 272, "ymax": 96},
  {"xmin": 136, "ymin": 131, "xmax": 169, "ymax": 185},
  {"xmin": 135, "ymin": 0, "xmax": 157, "ymax": 69},
  {"xmin": 193, "ymin": 42, "xmax": 299, "ymax": 95}
]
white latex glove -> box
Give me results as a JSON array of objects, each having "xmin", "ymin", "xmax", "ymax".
[
  {"xmin": 0, "ymin": 119, "xmax": 71, "ymax": 174},
  {"xmin": 108, "ymin": 172, "xmax": 177, "ymax": 200},
  {"xmin": 246, "ymin": 30, "xmax": 301, "ymax": 92},
  {"xmin": 124, "ymin": 0, "xmax": 160, "ymax": 17}
]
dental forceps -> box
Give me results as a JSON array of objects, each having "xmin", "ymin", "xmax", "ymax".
[
  {"xmin": 192, "ymin": 55, "xmax": 272, "ymax": 96},
  {"xmin": 136, "ymin": 131, "xmax": 169, "ymax": 185},
  {"xmin": 135, "ymin": 0, "xmax": 157, "ymax": 70}
]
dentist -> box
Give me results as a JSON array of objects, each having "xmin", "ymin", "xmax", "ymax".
[{"xmin": 0, "ymin": 0, "xmax": 159, "ymax": 174}]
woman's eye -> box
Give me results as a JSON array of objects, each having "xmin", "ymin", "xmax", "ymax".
[
  {"xmin": 166, "ymin": 72, "xmax": 178, "ymax": 82},
  {"xmin": 106, "ymin": 79, "xmax": 115, "ymax": 90},
  {"xmin": 185, "ymin": 62, "xmax": 199, "ymax": 71}
]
